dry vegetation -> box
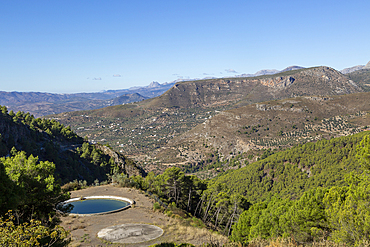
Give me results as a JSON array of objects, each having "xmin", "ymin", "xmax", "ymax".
[{"xmin": 158, "ymin": 218, "xmax": 229, "ymax": 246}]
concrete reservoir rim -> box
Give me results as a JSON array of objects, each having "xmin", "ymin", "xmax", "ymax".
[{"xmin": 58, "ymin": 195, "xmax": 134, "ymax": 216}]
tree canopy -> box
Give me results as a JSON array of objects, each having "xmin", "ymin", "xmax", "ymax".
[{"xmin": 231, "ymin": 133, "xmax": 370, "ymax": 246}]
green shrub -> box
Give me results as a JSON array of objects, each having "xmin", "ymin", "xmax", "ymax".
[
  {"xmin": 165, "ymin": 210, "xmax": 173, "ymax": 217},
  {"xmin": 153, "ymin": 202, "xmax": 162, "ymax": 211}
]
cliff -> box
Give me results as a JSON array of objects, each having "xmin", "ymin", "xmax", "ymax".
[{"xmin": 149, "ymin": 66, "xmax": 362, "ymax": 109}]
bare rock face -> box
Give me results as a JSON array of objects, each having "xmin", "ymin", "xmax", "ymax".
[
  {"xmin": 365, "ymin": 61, "xmax": 370, "ymax": 69},
  {"xmin": 259, "ymin": 76, "xmax": 295, "ymax": 88}
]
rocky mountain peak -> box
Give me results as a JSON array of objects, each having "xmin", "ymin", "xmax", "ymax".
[{"xmin": 148, "ymin": 81, "xmax": 161, "ymax": 88}]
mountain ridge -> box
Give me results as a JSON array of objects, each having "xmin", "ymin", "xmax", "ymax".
[
  {"xmin": 148, "ymin": 66, "xmax": 361, "ymax": 109},
  {"xmin": 50, "ymin": 66, "xmax": 366, "ymax": 173}
]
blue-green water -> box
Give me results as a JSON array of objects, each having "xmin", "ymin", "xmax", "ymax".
[{"xmin": 62, "ymin": 199, "xmax": 129, "ymax": 214}]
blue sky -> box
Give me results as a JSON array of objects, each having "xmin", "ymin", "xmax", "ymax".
[{"xmin": 1, "ymin": 0, "xmax": 369, "ymax": 93}]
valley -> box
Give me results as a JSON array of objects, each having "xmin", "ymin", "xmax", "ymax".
[{"xmin": 50, "ymin": 66, "xmax": 370, "ymax": 176}]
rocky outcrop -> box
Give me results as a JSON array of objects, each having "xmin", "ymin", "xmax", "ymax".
[{"xmin": 259, "ymin": 76, "xmax": 295, "ymax": 88}]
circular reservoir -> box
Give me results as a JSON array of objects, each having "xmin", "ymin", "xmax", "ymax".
[{"xmin": 58, "ymin": 196, "xmax": 133, "ymax": 216}]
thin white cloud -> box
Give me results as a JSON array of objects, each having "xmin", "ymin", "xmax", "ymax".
[{"xmin": 177, "ymin": 76, "xmax": 190, "ymax": 79}]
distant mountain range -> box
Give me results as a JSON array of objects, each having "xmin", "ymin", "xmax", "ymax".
[
  {"xmin": 340, "ymin": 65, "xmax": 365, "ymax": 74},
  {"xmin": 235, "ymin": 66, "xmax": 305, "ymax": 78},
  {"xmin": 340, "ymin": 61, "xmax": 370, "ymax": 74},
  {"xmin": 234, "ymin": 61, "xmax": 369, "ymax": 77},
  {"xmin": 1, "ymin": 62, "xmax": 369, "ymax": 117},
  {"xmin": 0, "ymin": 81, "xmax": 175, "ymax": 117}
]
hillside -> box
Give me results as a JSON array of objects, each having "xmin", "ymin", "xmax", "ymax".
[
  {"xmin": 0, "ymin": 106, "xmax": 145, "ymax": 184},
  {"xmin": 52, "ymin": 66, "xmax": 364, "ymax": 167},
  {"xmin": 111, "ymin": 93, "xmax": 148, "ymax": 105},
  {"xmin": 208, "ymin": 131, "xmax": 370, "ymax": 202},
  {"xmin": 150, "ymin": 92, "xmax": 370, "ymax": 170}
]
